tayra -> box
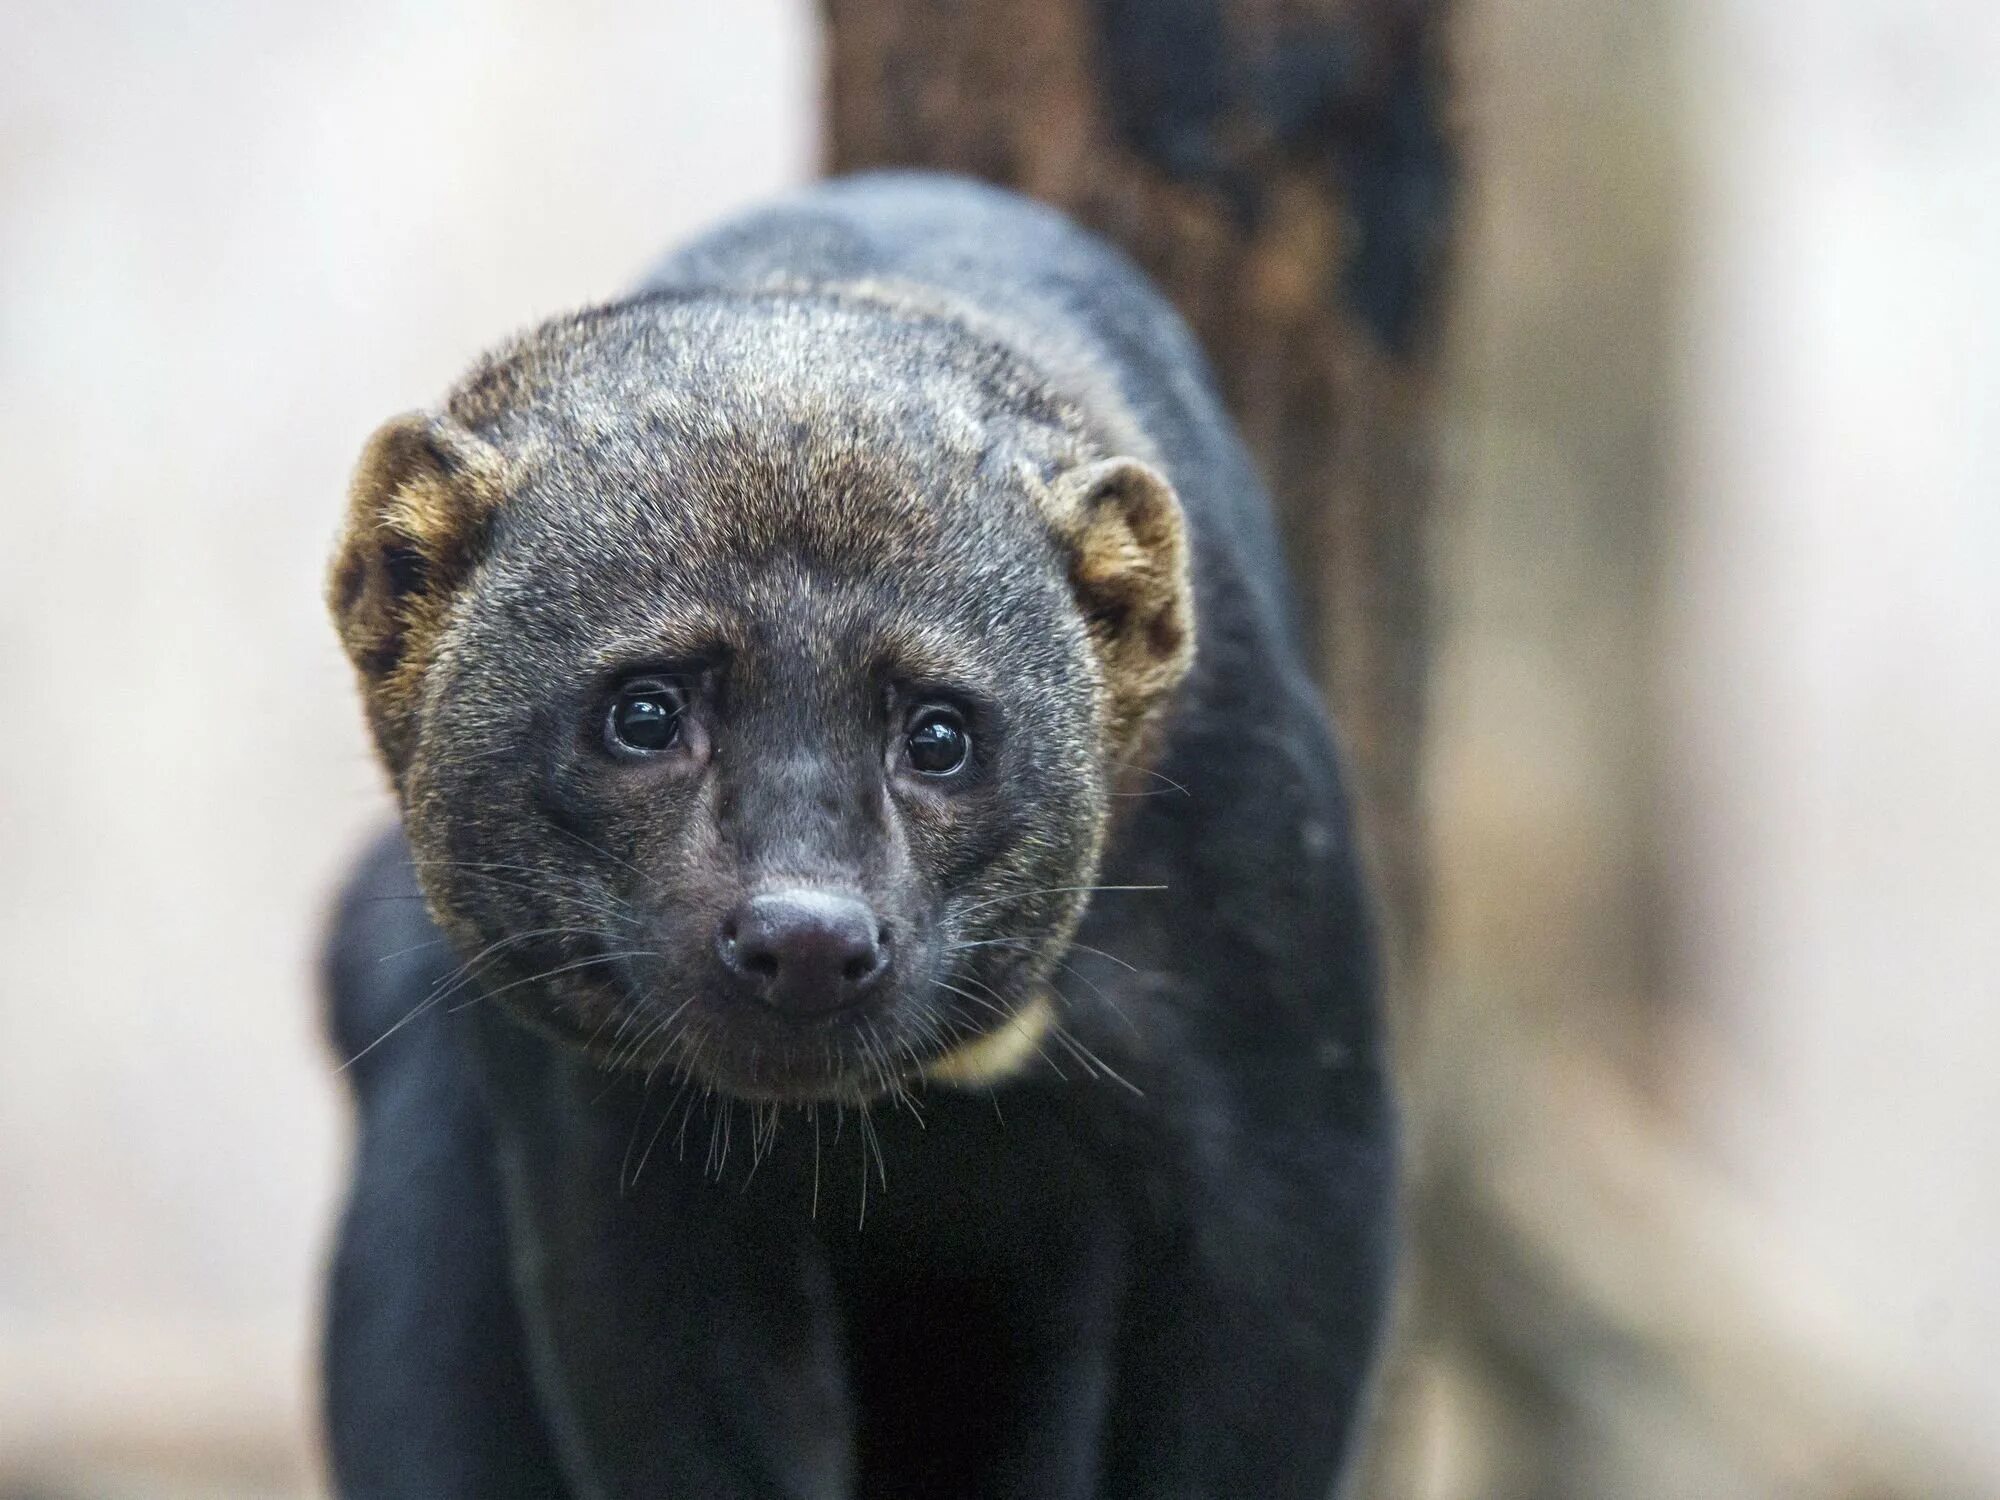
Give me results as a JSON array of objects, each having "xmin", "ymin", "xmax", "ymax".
[{"xmin": 322, "ymin": 172, "xmax": 1395, "ymax": 1500}]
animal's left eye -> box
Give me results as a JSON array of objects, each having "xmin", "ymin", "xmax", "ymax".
[
  {"xmin": 605, "ymin": 676, "xmax": 688, "ymax": 756},
  {"xmin": 903, "ymin": 708, "xmax": 971, "ymax": 777}
]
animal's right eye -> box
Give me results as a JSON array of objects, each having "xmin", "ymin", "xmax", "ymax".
[
  {"xmin": 605, "ymin": 677, "xmax": 688, "ymax": 757},
  {"xmin": 903, "ymin": 706, "xmax": 972, "ymax": 777}
]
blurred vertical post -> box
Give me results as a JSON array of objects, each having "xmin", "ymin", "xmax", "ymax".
[
  {"xmin": 821, "ymin": 1, "xmax": 1453, "ymax": 1493},
  {"xmin": 823, "ymin": 0, "xmax": 1454, "ymax": 997}
]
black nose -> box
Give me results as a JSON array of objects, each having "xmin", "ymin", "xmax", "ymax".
[{"xmin": 718, "ymin": 890, "xmax": 889, "ymax": 1015}]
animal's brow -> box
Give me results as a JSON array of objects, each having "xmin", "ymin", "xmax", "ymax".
[
  {"xmin": 868, "ymin": 619, "xmax": 998, "ymax": 691},
  {"xmin": 586, "ymin": 614, "xmax": 736, "ymax": 670}
]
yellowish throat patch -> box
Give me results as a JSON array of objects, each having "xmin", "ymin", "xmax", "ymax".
[{"xmin": 922, "ymin": 992, "xmax": 1055, "ymax": 1088}]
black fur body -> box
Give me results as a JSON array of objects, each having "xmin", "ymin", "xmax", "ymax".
[{"xmin": 324, "ymin": 174, "xmax": 1394, "ymax": 1499}]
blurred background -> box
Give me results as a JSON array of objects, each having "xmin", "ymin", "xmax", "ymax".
[{"xmin": 0, "ymin": 1, "xmax": 1993, "ymax": 1497}]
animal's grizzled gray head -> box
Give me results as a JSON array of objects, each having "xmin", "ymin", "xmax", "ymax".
[{"xmin": 329, "ymin": 288, "xmax": 1192, "ymax": 1102}]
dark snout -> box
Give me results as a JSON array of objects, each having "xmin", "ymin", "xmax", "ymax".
[{"xmin": 717, "ymin": 889, "xmax": 889, "ymax": 1017}]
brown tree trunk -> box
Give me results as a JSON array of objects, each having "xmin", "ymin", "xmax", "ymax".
[{"xmin": 824, "ymin": 0, "xmax": 1453, "ymax": 993}]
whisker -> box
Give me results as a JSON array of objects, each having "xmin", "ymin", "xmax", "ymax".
[
  {"xmin": 359, "ymin": 865, "xmax": 637, "ymax": 933},
  {"xmin": 445, "ymin": 949, "xmax": 658, "ymax": 1013},
  {"xmin": 422, "ymin": 925, "xmax": 620, "ymax": 1012},
  {"xmin": 370, "ymin": 935, "xmax": 452, "ymax": 964},
  {"xmin": 1108, "ymin": 760, "xmax": 1192, "ymax": 798},
  {"xmin": 404, "ymin": 858, "xmax": 642, "ymax": 918},
  {"xmin": 811, "ymin": 1105, "xmax": 823, "ymax": 1219},
  {"xmin": 953, "ymin": 883, "xmax": 1166, "ymax": 919},
  {"xmin": 931, "ymin": 978, "xmax": 1069, "ymax": 1082},
  {"xmin": 546, "ymin": 824, "xmax": 667, "ymax": 899},
  {"xmin": 339, "ymin": 925, "xmax": 606, "ymax": 1069},
  {"xmin": 1049, "ymin": 1020, "xmax": 1144, "ymax": 1097},
  {"xmin": 948, "ymin": 933, "xmax": 1139, "ymax": 974},
  {"xmin": 856, "ymin": 1106, "xmax": 885, "ymax": 1229},
  {"xmin": 932, "ymin": 978, "xmax": 1010, "ymax": 1021},
  {"xmin": 619, "ymin": 996, "xmax": 696, "ymax": 1077}
]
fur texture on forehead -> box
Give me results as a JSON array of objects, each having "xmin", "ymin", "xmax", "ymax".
[
  {"xmin": 440, "ymin": 291, "xmax": 1114, "ymax": 692},
  {"xmin": 449, "ymin": 286, "xmax": 1110, "ymax": 533},
  {"xmin": 333, "ymin": 278, "xmax": 1194, "ymax": 796}
]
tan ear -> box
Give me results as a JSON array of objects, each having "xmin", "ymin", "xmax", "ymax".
[
  {"xmin": 328, "ymin": 412, "xmax": 503, "ymax": 764},
  {"xmin": 1053, "ymin": 457, "xmax": 1196, "ymax": 744}
]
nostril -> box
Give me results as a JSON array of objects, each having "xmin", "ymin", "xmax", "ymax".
[
  {"xmin": 745, "ymin": 948, "xmax": 779, "ymax": 980},
  {"xmin": 844, "ymin": 924, "xmax": 889, "ymax": 988}
]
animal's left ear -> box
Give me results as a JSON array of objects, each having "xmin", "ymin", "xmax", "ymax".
[{"xmin": 1053, "ymin": 457, "xmax": 1195, "ymax": 739}]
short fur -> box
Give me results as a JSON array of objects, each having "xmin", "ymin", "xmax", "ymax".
[{"xmin": 323, "ymin": 172, "xmax": 1393, "ymax": 1499}]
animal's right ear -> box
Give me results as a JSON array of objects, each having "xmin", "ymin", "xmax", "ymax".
[{"xmin": 328, "ymin": 412, "xmax": 503, "ymax": 688}]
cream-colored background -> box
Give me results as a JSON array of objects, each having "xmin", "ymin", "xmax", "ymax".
[
  {"xmin": 1, "ymin": 1, "xmax": 1995, "ymax": 1494},
  {"xmin": 1678, "ymin": 0, "xmax": 2000, "ymax": 1466}
]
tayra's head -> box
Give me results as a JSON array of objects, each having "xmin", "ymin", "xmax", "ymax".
[{"xmin": 329, "ymin": 290, "xmax": 1193, "ymax": 1101}]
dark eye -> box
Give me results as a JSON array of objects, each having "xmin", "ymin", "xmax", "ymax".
[
  {"xmin": 904, "ymin": 708, "xmax": 971, "ymax": 777},
  {"xmin": 605, "ymin": 677, "xmax": 687, "ymax": 756}
]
